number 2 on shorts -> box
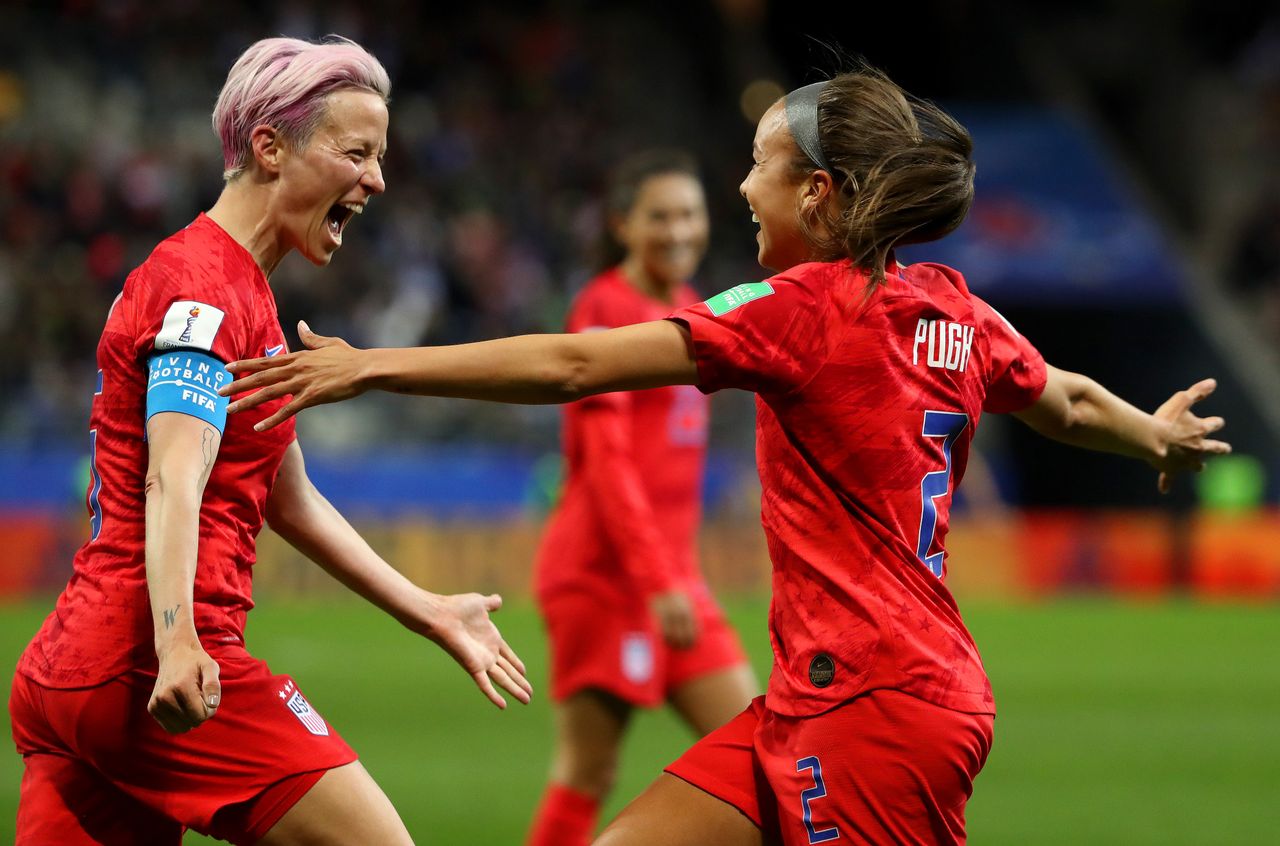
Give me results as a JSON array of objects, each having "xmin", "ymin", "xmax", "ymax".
[
  {"xmin": 915, "ymin": 410, "xmax": 969, "ymax": 577},
  {"xmin": 796, "ymin": 756, "xmax": 839, "ymax": 843}
]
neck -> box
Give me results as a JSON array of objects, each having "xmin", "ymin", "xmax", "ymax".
[
  {"xmin": 205, "ymin": 174, "xmax": 289, "ymax": 277},
  {"xmin": 619, "ymin": 255, "xmax": 677, "ymax": 304}
]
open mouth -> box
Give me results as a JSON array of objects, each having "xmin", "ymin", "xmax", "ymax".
[{"xmin": 325, "ymin": 202, "xmax": 363, "ymax": 242}]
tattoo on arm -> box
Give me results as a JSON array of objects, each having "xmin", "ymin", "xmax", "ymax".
[
  {"xmin": 163, "ymin": 604, "xmax": 180, "ymax": 629},
  {"xmin": 201, "ymin": 427, "xmax": 216, "ymax": 470}
]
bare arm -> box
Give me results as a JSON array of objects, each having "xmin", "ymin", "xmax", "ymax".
[
  {"xmin": 222, "ymin": 319, "xmax": 698, "ymax": 430},
  {"xmin": 265, "ymin": 440, "xmax": 532, "ymax": 708},
  {"xmin": 1013, "ymin": 365, "xmax": 1231, "ymax": 492},
  {"xmin": 144, "ymin": 411, "xmax": 223, "ymax": 734}
]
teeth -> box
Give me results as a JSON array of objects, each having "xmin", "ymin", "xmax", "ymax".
[
  {"xmin": 340, "ymin": 202, "xmax": 364, "ymax": 215},
  {"xmin": 751, "ymin": 213, "xmax": 759, "ymax": 223}
]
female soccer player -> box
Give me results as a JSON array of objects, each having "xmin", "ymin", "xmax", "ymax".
[
  {"xmin": 9, "ymin": 37, "xmax": 530, "ymax": 845},
  {"xmin": 525, "ymin": 150, "xmax": 755, "ymax": 846},
  {"xmin": 222, "ymin": 65, "xmax": 1230, "ymax": 845}
]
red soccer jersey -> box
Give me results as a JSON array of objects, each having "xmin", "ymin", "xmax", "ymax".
[
  {"xmin": 669, "ymin": 260, "xmax": 1046, "ymax": 717},
  {"xmin": 19, "ymin": 213, "xmax": 296, "ymax": 688},
  {"xmin": 534, "ymin": 268, "xmax": 709, "ymax": 599}
]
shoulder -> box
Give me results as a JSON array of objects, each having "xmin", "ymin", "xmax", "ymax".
[{"xmin": 133, "ymin": 217, "xmax": 260, "ymax": 311}]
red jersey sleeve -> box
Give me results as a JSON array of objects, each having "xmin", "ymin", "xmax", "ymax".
[
  {"xmin": 127, "ymin": 254, "xmax": 251, "ymax": 366},
  {"xmin": 976, "ymin": 298, "xmax": 1047, "ymax": 414},
  {"xmin": 667, "ymin": 269, "xmax": 829, "ymax": 395}
]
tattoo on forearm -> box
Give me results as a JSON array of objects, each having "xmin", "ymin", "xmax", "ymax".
[
  {"xmin": 201, "ymin": 427, "xmax": 216, "ymax": 469},
  {"xmin": 163, "ymin": 604, "xmax": 180, "ymax": 629}
]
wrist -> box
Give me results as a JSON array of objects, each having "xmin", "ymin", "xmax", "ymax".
[
  {"xmin": 359, "ymin": 347, "xmax": 388, "ymax": 393},
  {"xmin": 398, "ymin": 589, "xmax": 448, "ymax": 639},
  {"xmin": 154, "ymin": 627, "xmax": 202, "ymax": 658}
]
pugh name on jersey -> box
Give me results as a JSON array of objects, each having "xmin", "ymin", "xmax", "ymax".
[{"xmin": 913, "ymin": 318, "xmax": 975, "ymax": 372}]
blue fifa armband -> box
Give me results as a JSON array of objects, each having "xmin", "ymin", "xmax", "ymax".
[{"xmin": 146, "ymin": 351, "xmax": 231, "ymax": 433}]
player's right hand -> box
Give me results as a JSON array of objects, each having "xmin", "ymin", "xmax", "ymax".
[
  {"xmin": 651, "ymin": 590, "xmax": 699, "ymax": 649},
  {"xmin": 222, "ymin": 321, "xmax": 367, "ymax": 430},
  {"xmin": 1149, "ymin": 378, "xmax": 1232, "ymax": 493},
  {"xmin": 149, "ymin": 640, "xmax": 222, "ymax": 734}
]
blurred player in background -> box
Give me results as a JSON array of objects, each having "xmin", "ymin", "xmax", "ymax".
[
  {"xmin": 9, "ymin": 36, "xmax": 529, "ymax": 845},
  {"xmin": 526, "ymin": 150, "xmax": 755, "ymax": 846},
  {"xmin": 223, "ymin": 64, "xmax": 1230, "ymax": 845}
]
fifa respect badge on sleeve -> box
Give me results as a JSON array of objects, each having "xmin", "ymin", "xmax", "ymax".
[
  {"xmin": 155, "ymin": 300, "xmax": 226, "ymax": 352},
  {"xmin": 704, "ymin": 282, "xmax": 775, "ymax": 317}
]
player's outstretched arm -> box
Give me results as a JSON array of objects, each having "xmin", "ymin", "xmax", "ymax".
[
  {"xmin": 144, "ymin": 411, "xmax": 224, "ymax": 734},
  {"xmin": 1013, "ymin": 365, "xmax": 1232, "ymax": 492},
  {"xmin": 265, "ymin": 441, "xmax": 532, "ymax": 709},
  {"xmin": 221, "ymin": 319, "xmax": 698, "ymax": 430}
]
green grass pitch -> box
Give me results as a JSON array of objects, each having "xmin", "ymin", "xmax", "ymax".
[{"xmin": 1, "ymin": 597, "xmax": 1276, "ymax": 843}]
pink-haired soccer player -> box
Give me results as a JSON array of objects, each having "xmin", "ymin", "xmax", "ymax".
[
  {"xmin": 223, "ymin": 65, "xmax": 1230, "ymax": 844},
  {"xmin": 10, "ymin": 36, "xmax": 529, "ymax": 845}
]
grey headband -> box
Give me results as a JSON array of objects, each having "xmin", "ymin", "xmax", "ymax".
[{"xmin": 784, "ymin": 81, "xmax": 832, "ymax": 173}]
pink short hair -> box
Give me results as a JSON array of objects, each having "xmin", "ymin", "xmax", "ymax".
[{"xmin": 213, "ymin": 36, "xmax": 391, "ymax": 181}]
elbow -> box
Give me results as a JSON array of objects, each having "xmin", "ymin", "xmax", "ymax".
[{"xmin": 548, "ymin": 345, "xmax": 596, "ymax": 403}]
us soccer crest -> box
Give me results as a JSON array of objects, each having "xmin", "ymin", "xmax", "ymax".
[
  {"xmin": 278, "ymin": 680, "xmax": 329, "ymax": 736},
  {"xmin": 621, "ymin": 633, "xmax": 654, "ymax": 684}
]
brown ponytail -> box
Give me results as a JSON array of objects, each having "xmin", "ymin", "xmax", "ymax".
[{"xmin": 793, "ymin": 66, "xmax": 975, "ymax": 288}]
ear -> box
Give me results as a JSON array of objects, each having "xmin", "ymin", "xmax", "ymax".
[
  {"xmin": 249, "ymin": 124, "xmax": 285, "ymax": 175},
  {"xmin": 798, "ymin": 169, "xmax": 835, "ymax": 213}
]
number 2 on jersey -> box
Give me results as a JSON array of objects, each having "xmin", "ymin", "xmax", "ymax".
[{"xmin": 915, "ymin": 410, "xmax": 969, "ymax": 578}]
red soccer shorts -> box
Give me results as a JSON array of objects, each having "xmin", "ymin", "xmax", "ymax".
[
  {"xmin": 10, "ymin": 648, "xmax": 357, "ymax": 845},
  {"xmin": 665, "ymin": 692, "xmax": 993, "ymax": 845},
  {"xmin": 540, "ymin": 585, "xmax": 748, "ymax": 707}
]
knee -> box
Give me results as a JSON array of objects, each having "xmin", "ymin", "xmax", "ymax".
[{"xmin": 552, "ymin": 747, "xmax": 620, "ymax": 799}]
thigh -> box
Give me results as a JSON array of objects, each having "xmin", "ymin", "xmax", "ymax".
[
  {"xmin": 668, "ymin": 663, "xmax": 758, "ymax": 737},
  {"xmin": 542, "ymin": 590, "xmax": 664, "ymax": 707},
  {"xmin": 662, "ymin": 696, "xmax": 778, "ymax": 834},
  {"xmin": 595, "ymin": 773, "xmax": 768, "ymax": 846},
  {"xmin": 759, "ymin": 691, "xmax": 993, "ymax": 846},
  {"xmin": 257, "ymin": 761, "xmax": 412, "ymax": 846},
  {"xmin": 16, "ymin": 752, "xmax": 182, "ymax": 846}
]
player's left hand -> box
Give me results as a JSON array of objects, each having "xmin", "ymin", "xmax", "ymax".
[
  {"xmin": 420, "ymin": 591, "xmax": 533, "ymax": 710},
  {"xmin": 1149, "ymin": 378, "xmax": 1232, "ymax": 493},
  {"xmin": 221, "ymin": 321, "xmax": 367, "ymax": 430}
]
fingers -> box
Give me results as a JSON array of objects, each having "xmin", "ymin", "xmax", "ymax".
[
  {"xmin": 201, "ymin": 660, "xmax": 222, "ymax": 716},
  {"xmin": 148, "ymin": 681, "xmax": 213, "ymax": 735},
  {"xmin": 298, "ymin": 320, "xmax": 338, "ymax": 350},
  {"xmin": 499, "ymin": 640, "xmax": 527, "ymax": 677},
  {"xmin": 472, "ymin": 670, "xmax": 507, "ymax": 710},
  {"xmin": 1156, "ymin": 378, "xmax": 1218, "ymax": 422},
  {"xmin": 252, "ymin": 398, "xmax": 306, "ymax": 432},
  {"xmin": 225, "ymin": 380, "xmax": 294, "ymax": 414},
  {"xmin": 1185, "ymin": 378, "xmax": 1217, "ymax": 403},
  {"xmin": 496, "ymin": 654, "xmax": 533, "ymax": 702},
  {"xmin": 484, "ymin": 593, "xmax": 503, "ymax": 612}
]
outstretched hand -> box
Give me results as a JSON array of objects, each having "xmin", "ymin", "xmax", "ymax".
[
  {"xmin": 424, "ymin": 592, "xmax": 533, "ymax": 709},
  {"xmin": 220, "ymin": 321, "xmax": 366, "ymax": 430},
  {"xmin": 1150, "ymin": 378, "xmax": 1231, "ymax": 493}
]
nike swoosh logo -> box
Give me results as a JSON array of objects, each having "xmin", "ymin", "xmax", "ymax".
[{"xmin": 265, "ymin": 344, "xmax": 285, "ymax": 357}]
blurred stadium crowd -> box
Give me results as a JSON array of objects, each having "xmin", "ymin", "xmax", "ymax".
[{"xmin": 1, "ymin": 1, "xmax": 1276, "ymax": 469}]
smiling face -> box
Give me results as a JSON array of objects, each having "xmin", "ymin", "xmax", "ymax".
[
  {"xmin": 739, "ymin": 101, "xmax": 815, "ymax": 272},
  {"xmin": 275, "ymin": 88, "xmax": 388, "ymax": 266},
  {"xmin": 614, "ymin": 171, "xmax": 709, "ymax": 295}
]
